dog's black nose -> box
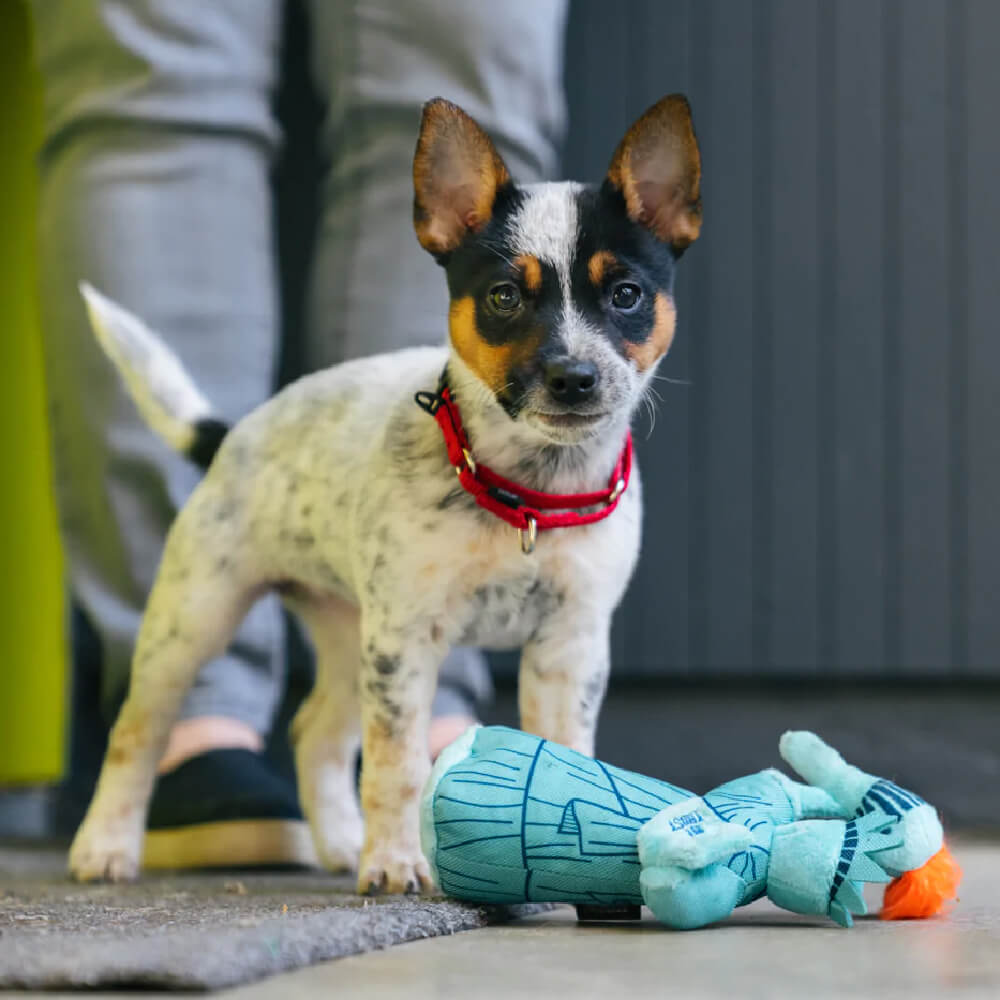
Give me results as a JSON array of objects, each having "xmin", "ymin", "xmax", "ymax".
[{"xmin": 544, "ymin": 359, "xmax": 599, "ymax": 406}]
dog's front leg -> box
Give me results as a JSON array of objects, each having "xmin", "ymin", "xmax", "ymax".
[
  {"xmin": 357, "ymin": 624, "xmax": 444, "ymax": 894},
  {"xmin": 518, "ymin": 608, "xmax": 612, "ymax": 758}
]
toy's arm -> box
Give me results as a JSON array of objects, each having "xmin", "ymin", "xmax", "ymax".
[
  {"xmin": 778, "ymin": 731, "xmax": 876, "ymax": 812},
  {"xmin": 638, "ymin": 800, "xmax": 754, "ymax": 870},
  {"xmin": 636, "ymin": 799, "xmax": 753, "ymax": 930},
  {"xmin": 772, "ymin": 771, "xmax": 847, "ymax": 820}
]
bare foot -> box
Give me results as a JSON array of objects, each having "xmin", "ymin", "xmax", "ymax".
[
  {"xmin": 428, "ymin": 715, "xmax": 477, "ymax": 760},
  {"xmin": 158, "ymin": 716, "xmax": 263, "ymax": 774}
]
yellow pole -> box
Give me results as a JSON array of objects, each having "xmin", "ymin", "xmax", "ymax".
[{"xmin": 0, "ymin": 0, "xmax": 68, "ymax": 784}]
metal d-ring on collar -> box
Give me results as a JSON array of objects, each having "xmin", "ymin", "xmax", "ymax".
[
  {"xmin": 519, "ymin": 515, "xmax": 538, "ymax": 555},
  {"xmin": 456, "ymin": 448, "xmax": 477, "ymax": 478}
]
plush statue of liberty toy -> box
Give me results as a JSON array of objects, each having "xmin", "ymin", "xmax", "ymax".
[{"xmin": 420, "ymin": 727, "xmax": 960, "ymax": 929}]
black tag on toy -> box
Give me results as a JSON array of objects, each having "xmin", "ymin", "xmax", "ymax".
[{"xmin": 575, "ymin": 904, "xmax": 642, "ymax": 922}]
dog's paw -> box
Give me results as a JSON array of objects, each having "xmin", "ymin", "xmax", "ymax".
[
  {"xmin": 69, "ymin": 825, "xmax": 141, "ymax": 883},
  {"xmin": 357, "ymin": 842, "xmax": 434, "ymax": 895},
  {"xmin": 313, "ymin": 813, "xmax": 364, "ymax": 874}
]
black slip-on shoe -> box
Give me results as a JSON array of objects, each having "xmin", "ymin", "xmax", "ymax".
[{"xmin": 143, "ymin": 748, "xmax": 317, "ymax": 870}]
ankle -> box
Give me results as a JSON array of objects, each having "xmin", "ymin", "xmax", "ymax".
[
  {"xmin": 429, "ymin": 715, "xmax": 477, "ymax": 761},
  {"xmin": 158, "ymin": 716, "xmax": 263, "ymax": 775}
]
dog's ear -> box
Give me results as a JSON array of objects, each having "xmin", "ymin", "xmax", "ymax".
[
  {"xmin": 605, "ymin": 94, "xmax": 702, "ymax": 250},
  {"xmin": 413, "ymin": 98, "xmax": 511, "ymax": 256}
]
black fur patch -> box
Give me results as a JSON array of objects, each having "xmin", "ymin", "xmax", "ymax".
[
  {"xmin": 570, "ymin": 184, "xmax": 679, "ymax": 356},
  {"xmin": 373, "ymin": 654, "xmax": 401, "ymax": 676},
  {"xmin": 186, "ymin": 418, "xmax": 230, "ymax": 471}
]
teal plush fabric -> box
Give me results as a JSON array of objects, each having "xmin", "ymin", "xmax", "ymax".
[
  {"xmin": 420, "ymin": 727, "xmax": 945, "ymax": 930},
  {"xmin": 420, "ymin": 725, "xmax": 693, "ymax": 906}
]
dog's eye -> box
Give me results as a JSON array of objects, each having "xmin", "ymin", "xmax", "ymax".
[
  {"xmin": 488, "ymin": 283, "xmax": 522, "ymax": 313},
  {"xmin": 611, "ymin": 283, "xmax": 641, "ymax": 310}
]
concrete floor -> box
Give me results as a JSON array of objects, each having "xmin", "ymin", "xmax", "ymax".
[{"xmin": 6, "ymin": 839, "xmax": 998, "ymax": 999}]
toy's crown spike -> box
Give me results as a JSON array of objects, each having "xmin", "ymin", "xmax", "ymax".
[{"xmin": 827, "ymin": 813, "xmax": 905, "ymax": 927}]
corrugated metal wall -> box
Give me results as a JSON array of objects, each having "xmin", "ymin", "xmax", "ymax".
[{"xmin": 561, "ymin": 0, "xmax": 1000, "ymax": 677}]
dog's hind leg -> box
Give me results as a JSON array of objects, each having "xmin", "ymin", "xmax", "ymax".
[
  {"xmin": 69, "ymin": 506, "xmax": 262, "ymax": 882},
  {"xmin": 288, "ymin": 593, "xmax": 364, "ymax": 873}
]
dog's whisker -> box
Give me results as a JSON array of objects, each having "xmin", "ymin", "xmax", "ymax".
[
  {"xmin": 650, "ymin": 372, "xmax": 692, "ymax": 387},
  {"xmin": 478, "ymin": 238, "xmax": 518, "ymax": 268},
  {"xmin": 638, "ymin": 384, "xmax": 661, "ymax": 439}
]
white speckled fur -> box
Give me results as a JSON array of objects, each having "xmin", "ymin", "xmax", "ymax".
[
  {"xmin": 80, "ymin": 282, "xmax": 213, "ymax": 453},
  {"xmin": 69, "ymin": 199, "xmax": 649, "ymax": 895}
]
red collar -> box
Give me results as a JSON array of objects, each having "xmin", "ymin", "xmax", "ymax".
[{"xmin": 415, "ymin": 375, "xmax": 632, "ymax": 553}]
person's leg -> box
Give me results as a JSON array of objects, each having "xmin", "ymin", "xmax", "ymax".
[
  {"xmin": 31, "ymin": 1, "xmax": 295, "ymax": 853},
  {"xmin": 303, "ymin": 0, "xmax": 569, "ymax": 749}
]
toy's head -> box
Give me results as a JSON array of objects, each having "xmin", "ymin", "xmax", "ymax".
[
  {"xmin": 412, "ymin": 95, "xmax": 701, "ymax": 445},
  {"xmin": 778, "ymin": 731, "xmax": 961, "ymax": 923},
  {"xmin": 850, "ymin": 774, "xmax": 961, "ymax": 923}
]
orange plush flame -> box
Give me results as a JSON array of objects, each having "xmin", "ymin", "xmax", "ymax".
[{"xmin": 881, "ymin": 844, "xmax": 962, "ymax": 920}]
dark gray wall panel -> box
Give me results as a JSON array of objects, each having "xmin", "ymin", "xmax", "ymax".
[
  {"xmin": 690, "ymin": 0, "xmax": 757, "ymax": 672},
  {"xmin": 896, "ymin": 0, "xmax": 954, "ymax": 673},
  {"xmin": 767, "ymin": 0, "xmax": 822, "ymax": 672},
  {"xmin": 831, "ymin": 0, "xmax": 887, "ymax": 674},
  {"xmin": 966, "ymin": 0, "xmax": 1000, "ymax": 675},
  {"xmin": 559, "ymin": 0, "xmax": 1000, "ymax": 678}
]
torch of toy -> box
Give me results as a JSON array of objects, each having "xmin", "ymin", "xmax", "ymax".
[{"xmin": 882, "ymin": 845, "xmax": 962, "ymax": 920}]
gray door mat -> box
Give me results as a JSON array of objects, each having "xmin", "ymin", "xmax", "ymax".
[{"xmin": 0, "ymin": 846, "xmax": 546, "ymax": 991}]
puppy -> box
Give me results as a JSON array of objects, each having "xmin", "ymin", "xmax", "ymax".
[{"xmin": 69, "ymin": 94, "xmax": 702, "ymax": 894}]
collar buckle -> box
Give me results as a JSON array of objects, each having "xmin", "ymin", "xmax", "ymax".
[{"xmin": 413, "ymin": 389, "xmax": 441, "ymax": 415}]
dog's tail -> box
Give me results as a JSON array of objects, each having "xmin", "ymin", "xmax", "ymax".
[{"xmin": 79, "ymin": 283, "xmax": 230, "ymax": 471}]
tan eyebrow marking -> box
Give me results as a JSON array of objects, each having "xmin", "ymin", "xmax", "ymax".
[
  {"xmin": 588, "ymin": 250, "xmax": 618, "ymax": 286},
  {"xmin": 515, "ymin": 254, "xmax": 542, "ymax": 293}
]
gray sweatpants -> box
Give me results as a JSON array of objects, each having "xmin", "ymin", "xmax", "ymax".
[{"xmin": 31, "ymin": 0, "xmax": 567, "ymax": 734}]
